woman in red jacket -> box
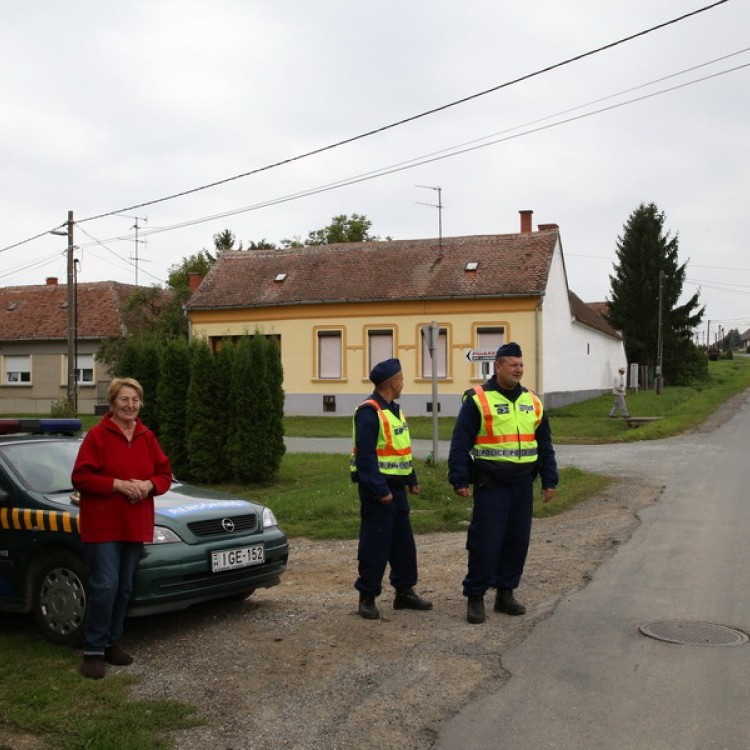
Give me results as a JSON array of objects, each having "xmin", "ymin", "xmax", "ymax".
[{"xmin": 72, "ymin": 377, "xmax": 172, "ymax": 680}]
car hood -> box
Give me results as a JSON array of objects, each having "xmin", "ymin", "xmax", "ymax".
[{"xmin": 154, "ymin": 482, "xmax": 263, "ymax": 523}]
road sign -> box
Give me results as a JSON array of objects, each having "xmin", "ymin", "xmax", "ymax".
[{"xmin": 465, "ymin": 349, "xmax": 496, "ymax": 362}]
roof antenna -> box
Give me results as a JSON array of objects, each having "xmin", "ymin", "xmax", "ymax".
[{"xmin": 416, "ymin": 185, "xmax": 443, "ymax": 253}]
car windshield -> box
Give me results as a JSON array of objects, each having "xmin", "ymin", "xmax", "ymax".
[{"xmin": 0, "ymin": 440, "xmax": 81, "ymax": 493}]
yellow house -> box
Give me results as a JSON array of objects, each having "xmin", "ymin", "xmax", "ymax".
[{"xmin": 185, "ymin": 211, "xmax": 624, "ymax": 416}]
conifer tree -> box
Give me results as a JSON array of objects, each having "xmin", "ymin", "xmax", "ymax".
[
  {"xmin": 215, "ymin": 340, "xmax": 235, "ymax": 472},
  {"xmin": 186, "ymin": 340, "xmax": 224, "ymax": 483},
  {"xmin": 157, "ymin": 338, "xmax": 191, "ymax": 477},
  {"xmin": 607, "ymin": 203, "xmax": 706, "ymax": 385}
]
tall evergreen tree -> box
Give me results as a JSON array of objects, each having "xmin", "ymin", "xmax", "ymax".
[
  {"xmin": 186, "ymin": 340, "xmax": 224, "ymax": 483},
  {"xmin": 215, "ymin": 340, "xmax": 236, "ymax": 469},
  {"xmin": 264, "ymin": 337, "xmax": 286, "ymax": 476},
  {"xmin": 227, "ymin": 336, "xmax": 257, "ymax": 482},
  {"xmin": 607, "ymin": 203, "xmax": 706, "ymax": 385},
  {"xmin": 157, "ymin": 338, "xmax": 191, "ymax": 477},
  {"xmin": 134, "ymin": 338, "xmax": 162, "ymax": 434}
]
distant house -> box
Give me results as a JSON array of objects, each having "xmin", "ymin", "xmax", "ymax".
[
  {"xmin": 742, "ymin": 328, "xmax": 750, "ymax": 349},
  {"xmin": 0, "ymin": 278, "xmax": 141, "ymax": 414},
  {"xmin": 185, "ymin": 210, "xmax": 626, "ymax": 416}
]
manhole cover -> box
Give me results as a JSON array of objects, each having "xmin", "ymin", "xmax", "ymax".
[{"xmin": 639, "ymin": 620, "xmax": 748, "ymax": 647}]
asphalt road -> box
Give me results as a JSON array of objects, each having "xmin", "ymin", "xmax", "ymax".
[
  {"xmin": 286, "ymin": 395, "xmax": 750, "ymax": 749},
  {"xmin": 432, "ymin": 396, "xmax": 750, "ymax": 750}
]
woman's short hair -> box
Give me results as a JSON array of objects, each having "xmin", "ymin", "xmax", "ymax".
[{"xmin": 107, "ymin": 377, "xmax": 144, "ymax": 406}]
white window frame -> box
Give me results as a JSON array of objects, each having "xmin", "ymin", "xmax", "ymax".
[
  {"xmin": 420, "ymin": 325, "xmax": 447, "ymax": 379},
  {"xmin": 4, "ymin": 355, "xmax": 32, "ymax": 385},
  {"xmin": 367, "ymin": 329, "xmax": 394, "ymax": 373},
  {"xmin": 62, "ymin": 353, "xmax": 95, "ymax": 386},
  {"xmin": 475, "ymin": 327, "xmax": 505, "ymax": 379},
  {"xmin": 317, "ymin": 330, "xmax": 343, "ymax": 379}
]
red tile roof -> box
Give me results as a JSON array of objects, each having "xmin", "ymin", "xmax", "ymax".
[
  {"xmin": 0, "ymin": 281, "xmax": 141, "ymax": 341},
  {"xmin": 186, "ymin": 231, "xmax": 559, "ymax": 310},
  {"xmin": 568, "ymin": 292, "xmax": 621, "ymax": 339}
]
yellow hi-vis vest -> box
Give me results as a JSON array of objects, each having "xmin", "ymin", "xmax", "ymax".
[
  {"xmin": 350, "ymin": 399, "xmax": 414, "ymax": 477},
  {"xmin": 470, "ymin": 386, "xmax": 543, "ymax": 464}
]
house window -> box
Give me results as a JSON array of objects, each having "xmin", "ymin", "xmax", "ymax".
[
  {"xmin": 476, "ymin": 327, "xmax": 505, "ymax": 379},
  {"xmin": 63, "ymin": 354, "xmax": 95, "ymax": 385},
  {"xmin": 76, "ymin": 354, "xmax": 94, "ymax": 385},
  {"xmin": 318, "ymin": 330, "xmax": 343, "ymax": 379},
  {"xmin": 367, "ymin": 329, "xmax": 394, "ymax": 372},
  {"xmin": 4, "ymin": 355, "xmax": 31, "ymax": 385},
  {"xmin": 420, "ymin": 325, "xmax": 447, "ymax": 378}
]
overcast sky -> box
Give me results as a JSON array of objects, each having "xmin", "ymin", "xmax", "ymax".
[{"xmin": 2, "ymin": 0, "xmax": 748, "ymax": 340}]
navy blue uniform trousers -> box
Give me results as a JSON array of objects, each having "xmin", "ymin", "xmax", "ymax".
[
  {"xmin": 463, "ymin": 475, "xmax": 534, "ymax": 596},
  {"xmin": 355, "ymin": 483, "xmax": 418, "ymax": 597}
]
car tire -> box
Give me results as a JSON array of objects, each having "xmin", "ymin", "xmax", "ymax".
[{"xmin": 32, "ymin": 551, "xmax": 87, "ymax": 647}]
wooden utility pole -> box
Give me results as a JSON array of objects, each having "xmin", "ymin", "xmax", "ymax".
[
  {"xmin": 656, "ymin": 270, "xmax": 664, "ymax": 395},
  {"xmin": 65, "ymin": 210, "xmax": 77, "ymax": 413}
]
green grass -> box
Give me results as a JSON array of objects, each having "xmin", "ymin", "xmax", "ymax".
[
  {"xmin": 215, "ymin": 456, "xmax": 612, "ymax": 539},
  {"xmin": 0, "ymin": 634, "xmax": 200, "ymax": 749}
]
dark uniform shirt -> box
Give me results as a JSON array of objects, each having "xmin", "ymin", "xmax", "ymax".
[
  {"xmin": 448, "ymin": 376, "xmax": 558, "ymax": 490},
  {"xmin": 353, "ymin": 391, "xmax": 418, "ymax": 500}
]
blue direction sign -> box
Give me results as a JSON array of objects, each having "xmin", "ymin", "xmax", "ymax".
[{"xmin": 465, "ymin": 349, "xmax": 497, "ymax": 362}]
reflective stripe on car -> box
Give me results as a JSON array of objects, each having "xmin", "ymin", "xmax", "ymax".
[{"xmin": 0, "ymin": 507, "xmax": 79, "ymax": 534}]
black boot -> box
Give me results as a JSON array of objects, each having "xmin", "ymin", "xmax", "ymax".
[
  {"xmin": 494, "ymin": 589, "xmax": 526, "ymax": 616},
  {"xmin": 393, "ymin": 587, "xmax": 433, "ymax": 611},
  {"xmin": 466, "ymin": 595, "xmax": 485, "ymax": 624},
  {"xmin": 357, "ymin": 593, "xmax": 380, "ymax": 620}
]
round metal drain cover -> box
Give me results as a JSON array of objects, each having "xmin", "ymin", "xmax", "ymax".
[{"xmin": 639, "ymin": 620, "xmax": 748, "ymax": 647}]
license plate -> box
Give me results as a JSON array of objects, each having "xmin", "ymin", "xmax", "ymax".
[{"xmin": 211, "ymin": 545, "xmax": 264, "ymax": 573}]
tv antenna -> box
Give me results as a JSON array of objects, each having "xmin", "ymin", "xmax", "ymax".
[
  {"xmin": 117, "ymin": 214, "xmax": 148, "ymax": 285},
  {"xmin": 416, "ymin": 185, "xmax": 443, "ymax": 252}
]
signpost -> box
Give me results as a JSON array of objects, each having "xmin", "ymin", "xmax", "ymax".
[{"xmin": 465, "ymin": 349, "xmax": 497, "ymax": 362}]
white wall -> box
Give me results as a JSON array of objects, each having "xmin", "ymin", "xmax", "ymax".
[{"xmin": 542, "ymin": 239, "xmax": 627, "ymax": 407}]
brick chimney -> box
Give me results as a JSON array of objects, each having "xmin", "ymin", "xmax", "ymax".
[
  {"xmin": 187, "ymin": 272, "xmax": 204, "ymax": 293},
  {"xmin": 46, "ymin": 277, "xmax": 58, "ymax": 285},
  {"xmin": 519, "ymin": 210, "xmax": 533, "ymax": 234}
]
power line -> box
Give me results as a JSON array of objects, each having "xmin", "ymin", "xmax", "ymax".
[
  {"xmin": 0, "ymin": 0, "xmax": 736, "ymax": 259},
  {"xmin": 74, "ymin": 55, "xmax": 750, "ymax": 249},
  {"xmin": 69, "ymin": 0, "xmax": 731, "ymax": 224}
]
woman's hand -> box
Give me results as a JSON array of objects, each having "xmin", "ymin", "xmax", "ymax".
[{"xmin": 113, "ymin": 478, "xmax": 153, "ymax": 504}]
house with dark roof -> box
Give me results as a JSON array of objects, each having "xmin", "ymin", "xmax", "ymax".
[
  {"xmin": 0, "ymin": 278, "xmax": 140, "ymax": 414},
  {"xmin": 185, "ymin": 210, "xmax": 626, "ymax": 416}
]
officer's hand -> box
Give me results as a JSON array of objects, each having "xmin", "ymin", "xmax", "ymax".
[
  {"xmin": 454, "ymin": 486, "xmax": 472, "ymax": 498},
  {"xmin": 408, "ymin": 485, "xmax": 420, "ymax": 495},
  {"xmin": 542, "ymin": 487, "xmax": 556, "ymax": 504},
  {"xmin": 379, "ymin": 493, "xmax": 394, "ymax": 505}
]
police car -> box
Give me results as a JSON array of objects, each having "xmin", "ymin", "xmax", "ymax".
[{"xmin": 0, "ymin": 418, "xmax": 288, "ymax": 646}]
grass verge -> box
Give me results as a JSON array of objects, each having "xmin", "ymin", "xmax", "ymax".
[
  {"xmin": 216, "ymin": 456, "xmax": 613, "ymax": 538},
  {"xmin": 0, "ymin": 634, "xmax": 200, "ymax": 749}
]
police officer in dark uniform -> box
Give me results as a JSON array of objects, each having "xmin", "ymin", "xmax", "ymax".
[
  {"xmin": 351, "ymin": 358, "xmax": 432, "ymax": 620},
  {"xmin": 448, "ymin": 342, "xmax": 558, "ymax": 624}
]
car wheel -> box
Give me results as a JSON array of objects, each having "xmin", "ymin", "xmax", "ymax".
[{"xmin": 32, "ymin": 551, "xmax": 87, "ymax": 646}]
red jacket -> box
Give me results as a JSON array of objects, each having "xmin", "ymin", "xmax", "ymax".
[{"xmin": 72, "ymin": 413, "xmax": 173, "ymax": 543}]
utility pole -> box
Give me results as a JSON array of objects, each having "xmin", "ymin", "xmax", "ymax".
[
  {"xmin": 50, "ymin": 213, "xmax": 77, "ymax": 412},
  {"xmin": 131, "ymin": 216, "xmax": 147, "ymax": 286},
  {"xmin": 655, "ymin": 269, "xmax": 664, "ymax": 395}
]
